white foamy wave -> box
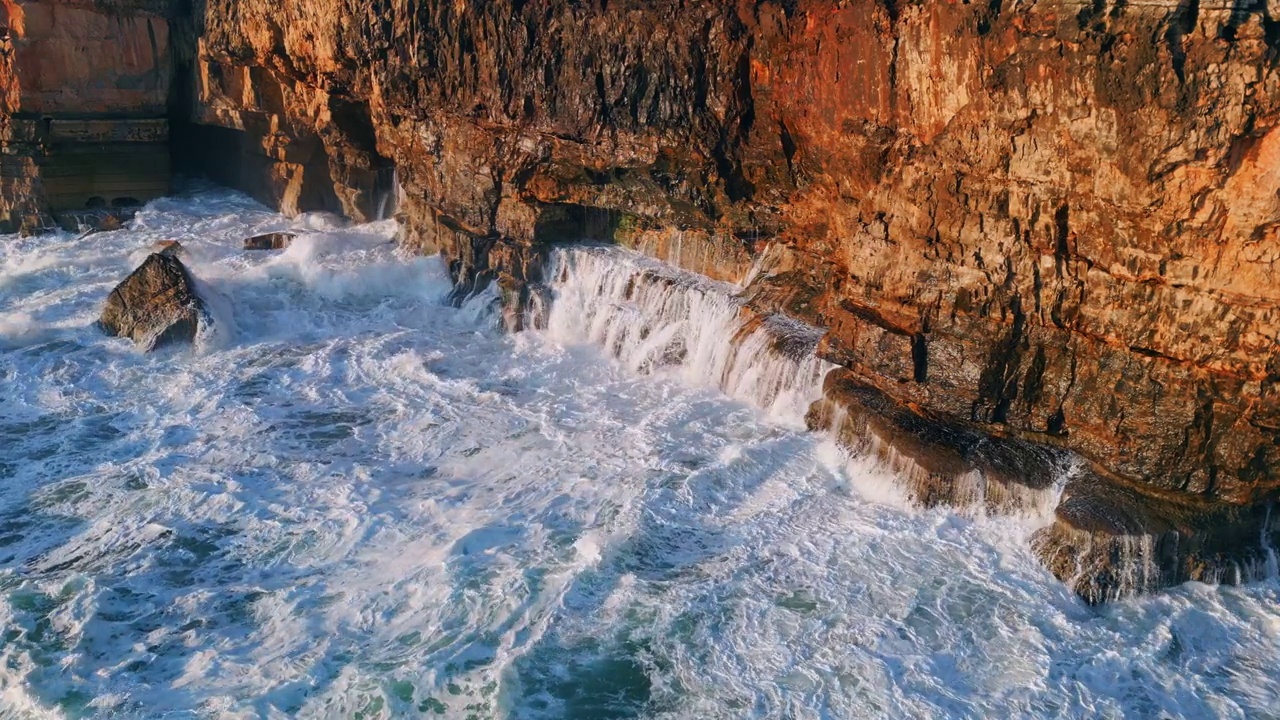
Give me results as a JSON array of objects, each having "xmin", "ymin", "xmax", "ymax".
[
  {"xmin": 291, "ymin": 211, "xmax": 352, "ymax": 233},
  {"xmin": 260, "ymin": 236, "xmax": 445, "ymax": 304},
  {"xmin": 0, "ymin": 187, "xmax": 1277, "ymax": 719},
  {"xmin": 0, "ymin": 312, "xmax": 46, "ymax": 351},
  {"xmin": 544, "ymin": 246, "xmax": 835, "ymax": 427}
]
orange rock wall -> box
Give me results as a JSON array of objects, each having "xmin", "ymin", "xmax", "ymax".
[{"xmin": 13, "ymin": 2, "xmax": 172, "ymax": 115}]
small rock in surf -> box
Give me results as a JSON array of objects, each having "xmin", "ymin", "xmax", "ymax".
[
  {"xmin": 243, "ymin": 231, "xmax": 295, "ymax": 250},
  {"xmin": 67, "ymin": 210, "xmax": 135, "ymax": 237},
  {"xmin": 100, "ymin": 253, "xmax": 207, "ymax": 350},
  {"xmin": 150, "ymin": 240, "xmax": 184, "ymax": 257}
]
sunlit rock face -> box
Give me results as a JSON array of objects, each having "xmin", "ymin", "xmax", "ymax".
[
  {"xmin": 7, "ymin": 0, "xmax": 1280, "ymax": 598},
  {"xmin": 99, "ymin": 252, "xmax": 208, "ymax": 351}
]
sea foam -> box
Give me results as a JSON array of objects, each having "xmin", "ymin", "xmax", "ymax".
[{"xmin": 0, "ymin": 188, "xmax": 1276, "ymax": 719}]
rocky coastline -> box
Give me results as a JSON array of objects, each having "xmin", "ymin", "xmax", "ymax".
[{"xmin": 3, "ymin": 0, "xmax": 1279, "ymax": 601}]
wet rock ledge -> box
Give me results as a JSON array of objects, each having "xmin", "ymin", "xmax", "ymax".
[{"xmin": 5, "ymin": 0, "xmax": 1280, "ymax": 600}]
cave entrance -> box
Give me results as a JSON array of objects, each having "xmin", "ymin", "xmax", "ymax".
[{"xmin": 533, "ymin": 203, "xmax": 632, "ymax": 244}]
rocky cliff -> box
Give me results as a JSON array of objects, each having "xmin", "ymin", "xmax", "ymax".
[
  {"xmin": 0, "ymin": 0, "xmax": 180, "ymax": 232},
  {"xmin": 6, "ymin": 0, "xmax": 1280, "ymax": 601}
]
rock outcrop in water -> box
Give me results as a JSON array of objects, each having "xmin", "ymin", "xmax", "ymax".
[
  {"xmin": 100, "ymin": 253, "xmax": 206, "ymax": 350},
  {"xmin": 5, "ymin": 0, "xmax": 1280, "ymax": 599},
  {"xmin": 243, "ymin": 231, "xmax": 295, "ymax": 251}
]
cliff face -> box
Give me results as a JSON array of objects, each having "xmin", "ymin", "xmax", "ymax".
[
  {"xmin": 0, "ymin": 0, "xmax": 179, "ymax": 232},
  {"xmin": 6, "ymin": 0, "xmax": 1280, "ymax": 599}
]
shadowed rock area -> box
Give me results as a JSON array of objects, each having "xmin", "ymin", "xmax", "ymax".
[
  {"xmin": 100, "ymin": 253, "xmax": 206, "ymax": 350},
  {"xmin": 809, "ymin": 368, "xmax": 1068, "ymax": 515},
  {"xmin": 1034, "ymin": 476, "xmax": 1280, "ymax": 603}
]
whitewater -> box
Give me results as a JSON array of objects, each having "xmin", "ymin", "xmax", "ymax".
[{"xmin": 1, "ymin": 188, "xmax": 1278, "ymax": 719}]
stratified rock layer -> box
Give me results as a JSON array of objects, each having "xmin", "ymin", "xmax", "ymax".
[
  {"xmin": 0, "ymin": 0, "xmax": 177, "ymax": 232},
  {"xmin": 100, "ymin": 253, "xmax": 206, "ymax": 350},
  {"xmin": 1032, "ymin": 476, "xmax": 1279, "ymax": 603}
]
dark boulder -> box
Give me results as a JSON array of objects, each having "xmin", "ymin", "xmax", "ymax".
[
  {"xmin": 100, "ymin": 253, "xmax": 207, "ymax": 350},
  {"xmin": 243, "ymin": 231, "xmax": 294, "ymax": 250}
]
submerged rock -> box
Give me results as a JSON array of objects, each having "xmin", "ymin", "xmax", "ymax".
[
  {"xmin": 65, "ymin": 210, "xmax": 135, "ymax": 237},
  {"xmin": 243, "ymin": 231, "xmax": 294, "ymax": 250},
  {"xmin": 100, "ymin": 253, "xmax": 206, "ymax": 350}
]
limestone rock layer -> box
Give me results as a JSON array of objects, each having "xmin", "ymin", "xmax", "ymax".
[
  {"xmin": 0, "ymin": 0, "xmax": 176, "ymax": 232},
  {"xmin": 6, "ymin": 0, "xmax": 1280, "ymax": 598}
]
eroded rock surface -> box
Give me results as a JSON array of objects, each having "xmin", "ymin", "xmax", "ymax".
[
  {"xmin": 100, "ymin": 253, "xmax": 206, "ymax": 350},
  {"xmin": 0, "ymin": 0, "xmax": 175, "ymax": 231},
  {"xmin": 1033, "ymin": 476, "xmax": 1280, "ymax": 603}
]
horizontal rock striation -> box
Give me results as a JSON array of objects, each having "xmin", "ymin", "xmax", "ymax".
[
  {"xmin": 0, "ymin": 0, "xmax": 177, "ymax": 232},
  {"xmin": 6, "ymin": 0, "xmax": 1280, "ymax": 599}
]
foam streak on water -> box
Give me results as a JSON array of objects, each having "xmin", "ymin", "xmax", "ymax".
[{"xmin": 1, "ymin": 189, "xmax": 1279, "ymax": 719}]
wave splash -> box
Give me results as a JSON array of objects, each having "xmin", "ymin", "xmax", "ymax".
[{"xmin": 543, "ymin": 246, "xmax": 834, "ymax": 427}]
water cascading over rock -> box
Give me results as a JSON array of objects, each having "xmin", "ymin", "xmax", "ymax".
[
  {"xmin": 807, "ymin": 371, "xmax": 1071, "ymax": 518},
  {"xmin": 542, "ymin": 245, "xmax": 1073, "ymax": 519},
  {"xmin": 543, "ymin": 246, "xmax": 834, "ymax": 427},
  {"xmin": 1032, "ymin": 477, "xmax": 1280, "ymax": 603}
]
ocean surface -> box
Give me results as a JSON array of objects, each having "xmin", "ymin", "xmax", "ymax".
[{"xmin": 1, "ymin": 189, "xmax": 1278, "ymax": 719}]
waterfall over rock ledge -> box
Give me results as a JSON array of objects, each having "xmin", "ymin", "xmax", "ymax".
[{"xmin": 543, "ymin": 246, "xmax": 834, "ymax": 428}]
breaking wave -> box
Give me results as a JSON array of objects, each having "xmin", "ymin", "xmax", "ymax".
[{"xmin": 0, "ymin": 188, "xmax": 1277, "ymax": 719}]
